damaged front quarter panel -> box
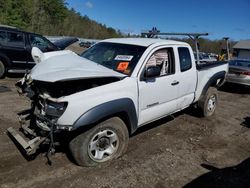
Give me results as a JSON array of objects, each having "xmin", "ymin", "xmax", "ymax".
[{"xmin": 9, "ymin": 72, "xmax": 122, "ymax": 158}]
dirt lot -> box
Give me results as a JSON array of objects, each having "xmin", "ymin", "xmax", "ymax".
[{"xmin": 0, "ymin": 78, "xmax": 249, "ymax": 188}]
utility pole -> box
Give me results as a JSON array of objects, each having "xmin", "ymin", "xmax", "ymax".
[{"xmin": 223, "ymin": 37, "xmax": 230, "ymax": 61}]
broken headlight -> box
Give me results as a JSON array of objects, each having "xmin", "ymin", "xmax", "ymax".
[{"xmin": 45, "ymin": 101, "xmax": 67, "ymax": 118}]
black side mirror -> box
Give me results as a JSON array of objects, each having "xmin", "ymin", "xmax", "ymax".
[{"xmin": 145, "ymin": 66, "xmax": 161, "ymax": 78}]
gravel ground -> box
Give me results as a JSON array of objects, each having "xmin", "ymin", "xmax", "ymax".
[{"xmin": 0, "ymin": 78, "xmax": 249, "ymax": 188}]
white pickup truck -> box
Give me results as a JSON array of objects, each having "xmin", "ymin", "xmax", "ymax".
[{"xmin": 8, "ymin": 38, "xmax": 228, "ymax": 166}]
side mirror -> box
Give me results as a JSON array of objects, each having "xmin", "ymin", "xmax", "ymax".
[
  {"xmin": 145, "ymin": 66, "xmax": 161, "ymax": 78},
  {"xmin": 31, "ymin": 47, "xmax": 43, "ymax": 63}
]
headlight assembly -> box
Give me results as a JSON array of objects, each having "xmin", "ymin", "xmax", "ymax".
[{"xmin": 45, "ymin": 101, "xmax": 67, "ymax": 118}]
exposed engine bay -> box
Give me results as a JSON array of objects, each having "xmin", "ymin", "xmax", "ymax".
[{"xmin": 16, "ymin": 75, "xmax": 121, "ymax": 98}]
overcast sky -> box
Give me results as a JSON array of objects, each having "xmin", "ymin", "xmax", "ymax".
[{"xmin": 66, "ymin": 0, "xmax": 250, "ymax": 40}]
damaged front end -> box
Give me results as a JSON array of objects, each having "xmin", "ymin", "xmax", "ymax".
[
  {"xmin": 7, "ymin": 75, "xmax": 70, "ymax": 156},
  {"xmin": 7, "ymin": 73, "xmax": 121, "ymax": 157}
]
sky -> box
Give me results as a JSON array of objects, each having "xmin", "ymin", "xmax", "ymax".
[{"xmin": 66, "ymin": 0, "xmax": 250, "ymax": 40}]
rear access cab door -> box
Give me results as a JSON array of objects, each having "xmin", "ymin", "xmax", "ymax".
[{"xmin": 175, "ymin": 46, "xmax": 197, "ymax": 110}]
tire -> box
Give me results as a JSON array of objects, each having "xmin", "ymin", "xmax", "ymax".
[
  {"xmin": 0, "ymin": 60, "xmax": 6, "ymax": 78},
  {"xmin": 197, "ymin": 87, "xmax": 218, "ymax": 117},
  {"xmin": 69, "ymin": 117, "xmax": 129, "ymax": 167}
]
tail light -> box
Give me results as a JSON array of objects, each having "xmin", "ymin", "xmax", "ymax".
[{"xmin": 240, "ymin": 71, "xmax": 250, "ymax": 76}]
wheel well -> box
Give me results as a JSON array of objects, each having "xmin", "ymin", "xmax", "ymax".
[
  {"xmin": 113, "ymin": 112, "xmax": 133, "ymax": 135},
  {"xmin": 72, "ymin": 111, "xmax": 134, "ymax": 138},
  {"xmin": 88, "ymin": 112, "xmax": 133, "ymax": 135},
  {"xmin": 72, "ymin": 98, "xmax": 138, "ymax": 135},
  {"xmin": 0, "ymin": 56, "xmax": 10, "ymax": 69},
  {"xmin": 201, "ymin": 71, "xmax": 226, "ymax": 96}
]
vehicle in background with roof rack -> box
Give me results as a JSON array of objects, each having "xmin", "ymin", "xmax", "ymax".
[{"xmin": 0, "ymin": 24, "xmax": 78, "ymax": 78}]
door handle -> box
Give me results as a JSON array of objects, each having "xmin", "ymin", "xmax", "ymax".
[{"xmin": 171, "ymin": 81, "xmax": 179, "ymax": 86}]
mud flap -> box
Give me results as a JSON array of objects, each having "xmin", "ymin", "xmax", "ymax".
[{"xmin": 7, "ymin": 127, "xmax": 46, "ymax": 155}]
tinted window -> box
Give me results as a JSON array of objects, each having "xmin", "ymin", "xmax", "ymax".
[
  {"xmin": 29, "ymin": 34, "xmax": 53, "ymax": 51},
  {"xmin": 81, "ymin": 42, "xmax": 146, "ymax": 75},
  {"xmin": 5, "ymin": 32, "xmax": 24, "ymax": 47},
  {"xmin": 178, "ymin": 47, "xmax": 192, "ymax": 72},
  {"xmin": 0, "ymin": 31, "xmax": 7, "ymax": 44}
]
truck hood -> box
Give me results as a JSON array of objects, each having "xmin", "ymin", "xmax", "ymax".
[{"xmin": 30, "ymin": 52, "xmax": 126, "ymax": 82}]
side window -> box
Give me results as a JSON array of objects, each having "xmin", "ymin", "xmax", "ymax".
[
  {"xmin": 178, "ymin": 47, "xmax": 192, "ymax": 72},
  {"xmin": 29, "ymin": 34, "xmax": 50, "ymax": 51},
  {"xmin": 145, "ymin": 48, "xmax": 175, "ymax": 76},
  {"xmin": 0, "ymin": 31, "xmax": 7, "ymax": 44},
  {"xmin": 5, "ymin": 32, "xmax": 24, "ymax": 47}
]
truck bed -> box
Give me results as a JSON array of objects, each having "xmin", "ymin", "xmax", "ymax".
[
  {"xmin": 196, "ymin": 61, "xmax": 228, "ymax": 70},
  {"xmin": 194, "ymin": 61, "xmax": 228, "ymax": 102}
]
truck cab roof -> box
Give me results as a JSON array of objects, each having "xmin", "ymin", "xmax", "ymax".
[{"xmin": 103, "ymin": 38, "xmax": 188, "ymax": 47}]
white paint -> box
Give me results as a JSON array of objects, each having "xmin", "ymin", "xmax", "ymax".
[{"xmin": 26, "ymin": 38, "xmax": 228, "ymax": 127}]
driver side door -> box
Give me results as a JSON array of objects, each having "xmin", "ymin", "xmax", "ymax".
[{"xmin": 138, "ymin": 47, "xmax": 180, "ymax": 126}]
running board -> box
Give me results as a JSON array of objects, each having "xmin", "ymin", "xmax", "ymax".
[
  {"xmin": 8, "ymin": 69, "xmax": 27, "ymax": 73},
  {"xmin": 7, "ymin": 127, "xmax": 45, "ymax": 155}
]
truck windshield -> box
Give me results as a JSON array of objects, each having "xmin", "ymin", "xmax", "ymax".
[{"xmin": 81, "ymin": 42, "xmax": 146, "ymax": 75}]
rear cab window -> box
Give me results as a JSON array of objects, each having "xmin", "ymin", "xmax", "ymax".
[{"xmin": 178, "ymin": 47, "xmax": 192, "ymax": 72}]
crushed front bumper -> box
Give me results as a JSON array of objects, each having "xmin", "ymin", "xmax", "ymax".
[
  {"xmin": 7, "ymin": 109, "xmax": 54, "ymax": 155},
  {"xmin": 7, "ymin": 127, "xmax": 46, "ymax": 155}
]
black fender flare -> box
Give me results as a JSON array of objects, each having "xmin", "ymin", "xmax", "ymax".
[
  {"xmin": 73, "ymin": 98, "xmax": 138, "ymax": 134},
  {"xmin": 200, "ymin": 71, "xmax": 226, "ymax": 99}
]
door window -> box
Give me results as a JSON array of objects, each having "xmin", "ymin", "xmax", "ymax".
[
  {"xmin": 0, "ymin": 31, "xmax": 7, "ymax": 44},
  {"xmin": 145, "ymin": 48, "xmax": 175, "ymax": 77},
  {"xmin": 178, "ymin": 47, "xmax": 192, "ymax": 72},
  {"xmin": 4, "ymin": 32, "xmax": 25, "ymax": 47},
  {"xmin": 29, "ymin": 34, "xmax": 51, "ymax": 51}
]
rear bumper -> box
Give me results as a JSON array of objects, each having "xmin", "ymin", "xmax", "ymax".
[{"xmin": 226, "ymin": 75, "xmax": 250, "ymax": 86}]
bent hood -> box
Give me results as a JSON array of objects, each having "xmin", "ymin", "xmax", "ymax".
[{"xmin": 30, "ymin": 52, "xmax": 126, "ymax": 82}]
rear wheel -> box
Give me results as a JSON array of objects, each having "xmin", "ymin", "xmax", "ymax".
[
  {"xmin": 0, "ymin": 60, "xmax": 6, "ymax": 78},
  {"xmin": 198, "ymin": 87, "xmax": 218, "ymax": 117},
  {"xmin": 69, "ymin": 117, "xmax": 129, "ymax": 166}
]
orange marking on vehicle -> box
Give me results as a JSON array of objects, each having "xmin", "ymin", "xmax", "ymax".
[{"xmin": 117, "ymin": 62, "xmax": 129, "ymax": 71}]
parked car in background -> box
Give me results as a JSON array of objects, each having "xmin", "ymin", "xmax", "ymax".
[
  {"xmin": 0, "ymin": 24, "xmax": 78, "ymax": 78},
  {"xmin": 79, "ymin": 41, "xmax": 94, "ymax": 48},
  {"xmin": 194, "ymin": 52, "xmax": 218, "ymax": 64},
  {"xmin": 226, "ymin": 59, "xmax": 250, "ymax": 86}
]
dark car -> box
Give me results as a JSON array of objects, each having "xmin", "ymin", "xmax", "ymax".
[{"xmin": 0, "ymin": 25, "xmax": 78, "ymax": 78}]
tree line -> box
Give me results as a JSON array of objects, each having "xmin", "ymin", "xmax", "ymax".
[
  {"xmin": 0, "ymin": 0, "xmax": 235, "ymax": 54},
  {"xmin": 0, "ymin": 0, "xmax": 121, "ymax": 39}
]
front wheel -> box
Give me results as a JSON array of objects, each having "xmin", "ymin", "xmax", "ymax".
[
  {"xmin": 69, "ymin": 117, "xmax": 129, "ymax": 166},
  {"xmin": 197, "ymin": 87, "xmax": 218, "ymax": 117}
]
